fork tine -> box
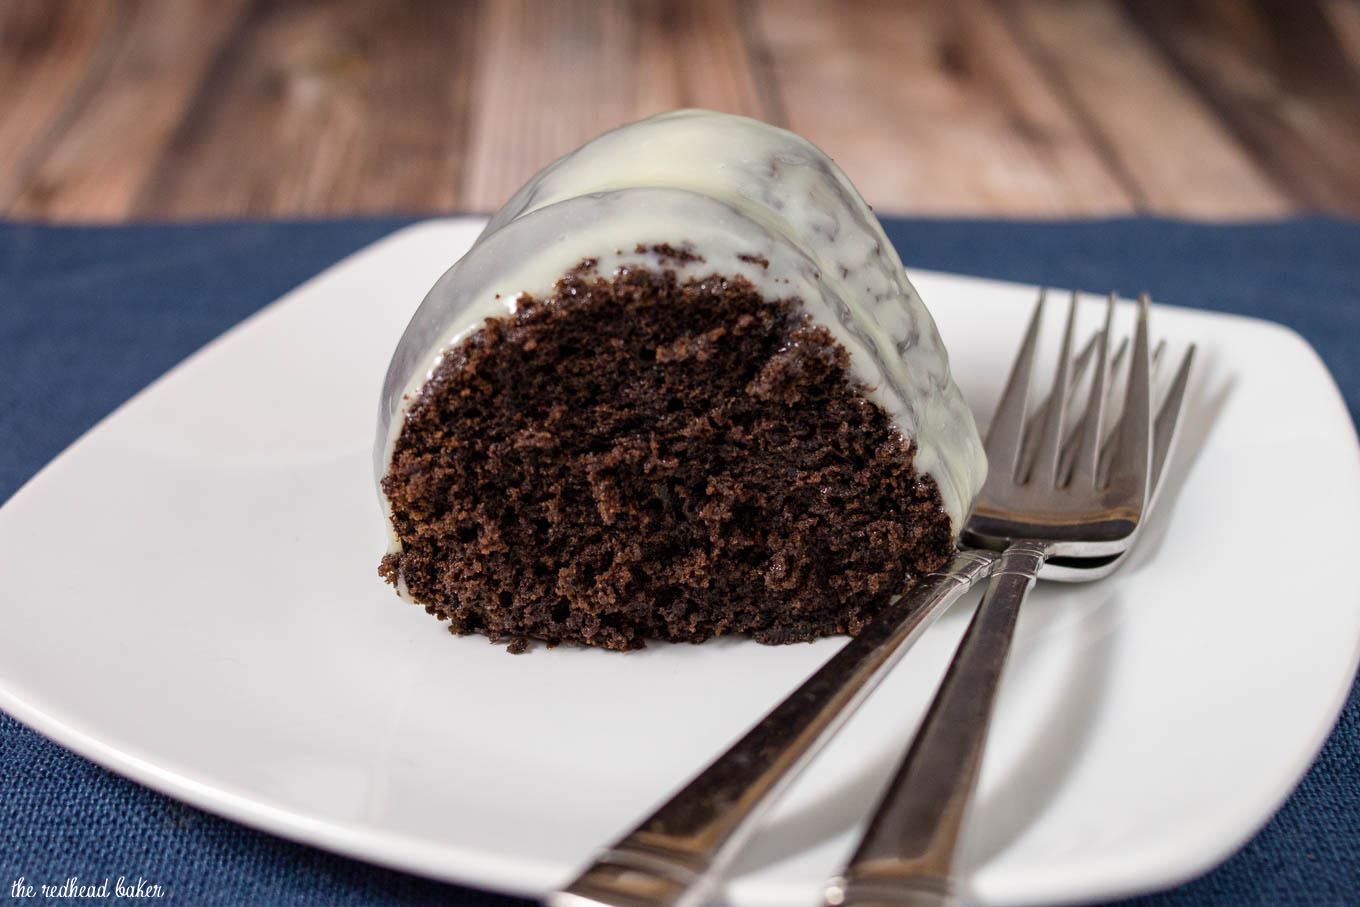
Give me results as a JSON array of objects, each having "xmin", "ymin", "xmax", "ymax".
[
  {"xmin": 1073, "ymin": 331, "xmax": 1102, "ymax": 378},
  {"xmin": 1096, "ymin": 336, "xmax": 1169, "ymax": 484},
  {"xmin": 986, "ymin": 290, "xmax": 1045, "ymax": 480},
  {"xmin": 1047, "ymin": 331, "xmax": 1103, "ymax": 421},
  {"xmin": 1109, "ymin": 334, "xmax": 1131, "ymax": 376},
  {"xmin": 1062, "ymin": 331, "xmax": 1128, "ymax": 483},
  {"xmin": 1022, "ymin": 330, "xmax": 1101, "ymax": 475},
  {"xmin": 1109, "ymin": 335, "xmax": 1164, "ymax": 388},
  {"xmin": 1069, "ymin": 294, "xmax": 1115, "ymax": 487},
  {"xmin": 1029, "ymin": 291, "xmax": 1078, "ymax": 485},
  {"xmin": 1103, "ymin": 334, "xmax": 1132, "ymax": 422},
  {"xmin": 1106, "ymin": 293, "xmax": 1154, "ymax": 500},
  {"xmin": 1150, "ymin": 344, "xmax": 1195, "ymax": 495}
]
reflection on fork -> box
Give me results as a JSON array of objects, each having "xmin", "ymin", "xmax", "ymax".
[{"xmin": 826, "ymin": 292, "xmax": 1194, "ymax": 907}]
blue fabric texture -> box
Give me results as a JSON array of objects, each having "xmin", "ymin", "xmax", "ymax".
[{"xmin": 1, "ymin": 217, "xmax": 1357, "ymax": 906}]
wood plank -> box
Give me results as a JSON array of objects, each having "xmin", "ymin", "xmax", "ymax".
[
  {"xmin": 5, "ymin": 0, "xmax": 1358, "ymax": 221},
  {"xmin": 137, "ymin": 0, "xmax": 477, "ymax": 218},
  {"xmin": 1125, "ymin": 0, "xmax": 1360, "ymax": 213},
  {"xmin": 0, "ymin": 0, "xmax": 119, "ymax": 209},
  {"xmin": 459, "ymin": 0, "xmax": 635, "ymax": 213},
  {"xmin": 460, "ymin": 0, "xmax": 779, "ymax": 212},
  {"xmin": 10, "ymin": 0, "xmax": 247, "ymax": 220},
  {"xmin": 1322, "ymin": 0, "xmax": 1360, "ymax": 76},
  {"xmin": 750, "ymin": 0, "xmax": 1136, "ymax": 215},
  {"xmin": 1001, "ymin": 0, "xmax": 1292, "ymax": 217},
  {"xmin": 635, "ymin": 0, "xmax": 775, "ymax": 120}
]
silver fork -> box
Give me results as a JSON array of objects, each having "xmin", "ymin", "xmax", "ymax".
[
  {"xmin": 824, "ymin": 294, "xmax": 1192, "ymax": 907},
  {"xmin": 550, "ymin": 292, "xmax": 1191, "ymax": 907}
]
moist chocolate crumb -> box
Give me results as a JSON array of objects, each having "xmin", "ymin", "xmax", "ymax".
[
  {"xmin": 380, "ymin": 267, "xmax": 953, "ymax": 651},
  {"xmin": 637, "ymin": 243, "xmax": 704, "ymax": 264},
  {"xmin": 738, "ymin": 253, "xmax": 770, "ymax": 269}
]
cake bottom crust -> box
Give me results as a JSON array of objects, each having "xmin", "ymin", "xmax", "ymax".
[{"xmin": 380, "ymin": 263, "xmax": 953, "ymax": 652}]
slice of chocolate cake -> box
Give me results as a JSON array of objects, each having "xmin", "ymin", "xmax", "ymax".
[{"xmin": 376, "ymin": 110, "xmax": 986, "ymax": 651}]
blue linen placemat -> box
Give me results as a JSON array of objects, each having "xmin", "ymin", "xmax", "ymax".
[{"xmin": 1, "ymin": 217, "xmax": 1357, "ymax": 906}]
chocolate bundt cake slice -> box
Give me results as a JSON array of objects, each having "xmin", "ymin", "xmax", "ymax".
[{"xmin": 375, "ymin": 110, "xmax": 986, "ymax": 651}]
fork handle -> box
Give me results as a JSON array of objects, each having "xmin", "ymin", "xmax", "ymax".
[
  {"xmin": 549, "ymin": 549, "xmax": 999, "ymax": 907},
  {"xmin": 825, "ymin": 540, "xmax": 1048, "ymax": 907}
]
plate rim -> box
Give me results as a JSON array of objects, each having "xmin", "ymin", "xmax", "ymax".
[{"xmin": 3, "ymin": 217, "xmax": 1359, "ymax": 906}]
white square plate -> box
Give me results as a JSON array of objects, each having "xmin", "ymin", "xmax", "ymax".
[{"xmin": 2, "ymin": 219, "xmax": 1358, "ymax": 906}]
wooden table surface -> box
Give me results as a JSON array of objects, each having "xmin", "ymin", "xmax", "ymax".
[{"xmin": 4, "ymin": 0, "xmax": 1360, "ymax": 221}]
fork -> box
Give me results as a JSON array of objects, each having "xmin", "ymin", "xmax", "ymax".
[
  {"xmin": 824, "ymin": 293, "xmax": 1191, "ymax": 907},
  {"xmin": 550, "ymin": 292, "xmax": 1190, "ymax": 907}
]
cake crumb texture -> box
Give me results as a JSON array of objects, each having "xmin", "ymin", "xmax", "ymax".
[{"xmin": 380, "ymin": 265, "xmax": 952, "ymax": 651}]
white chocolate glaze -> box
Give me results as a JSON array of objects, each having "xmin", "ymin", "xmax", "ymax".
[{"xmin": 377, "ymin": 110, "xmax": 986, "ymax": 553}]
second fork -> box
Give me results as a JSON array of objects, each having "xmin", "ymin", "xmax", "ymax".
[{"xmin": 825, "ymin": 292, "xmax": 1180, "ymax": 907}]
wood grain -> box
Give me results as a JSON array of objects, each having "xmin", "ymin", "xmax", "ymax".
[
  {"xmin": 1322, "ymin": 0, "xmax": 1360, "ymax": 76},
  {"xmin": 1125, "ymin": 0, "xmax": 1360, "ymax": 213},
  {"xmin": 752, "ymin": 0, "xmax": 1136, "ymax": 215},
  {"xmin": 0, "ymin": 1, "xmax": 120, "ymax": 208},
  {"xmin": 460, "ymin": 0, "xmax": 778, "ymax": 211},
  {"xmin": 9, "ymin": 0, "xmax": 247, "ymax": 220},
  {"xmin": 1002, "ymin": 0, "xmax": 1291, "ymax": 217},
  {"xmin": 139, "ymin": 0, "xmax": 478, "ymax": 217},
  {"xmin": 2, "ymin": 0, "xmax": 1359, "ymax": 219}
]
